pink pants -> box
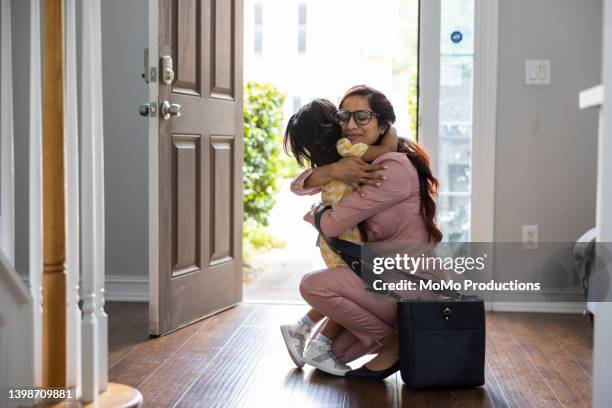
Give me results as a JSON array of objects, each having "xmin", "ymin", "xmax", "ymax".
[{"xmin": 299, "ymin": 267, "xmax": 398, "ymax": 364}]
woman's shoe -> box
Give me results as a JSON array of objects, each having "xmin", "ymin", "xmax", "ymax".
[{"xmin": 345, "ymin": 360, "xmax": 400, "ymax": 380}]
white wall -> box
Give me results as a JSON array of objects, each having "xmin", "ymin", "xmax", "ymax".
[{"xmin": 13, "ymin": 0, "xmax": 150, "ymax": 293}]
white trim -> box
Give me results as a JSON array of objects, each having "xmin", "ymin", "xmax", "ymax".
[
  {"xmin": 148, "ymin": 0, "xmax": 160, "ymax": 335},
  {"xmin": 28, "ymin": 0, "xmax": 43, "ymax": 389},
  {"xmin": 0, "ymin": 251, "xmax": 34, "ymax": 401},
  {"xmin": 0, "ymin": 0, "xmax": 15, "ymax": 265},
  {"xmin": 492, "ymin": 302, "xmax": 587, "ymax": 314},
  {"xmin": 64, "ymin": 0, "xmax": 82, "ymax": 398},
  {"xmin": 471, "ymin": 0, "xmax": 498, "ymax": 243},
  {"xmin": 417, "ymin": 0, "xmax": 441, "ymax": 172},
  {"xmin": 593, "ymin": 2, "xmax": 612, "ymax": 406},
  {"xmin": 104, "ymin": 275, "xmax": 149, "ymax": 302}
]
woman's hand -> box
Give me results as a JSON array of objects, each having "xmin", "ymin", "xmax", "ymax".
[{"xmin": 329, "ymin": 157, "xmax": 387, "ymax": 195}]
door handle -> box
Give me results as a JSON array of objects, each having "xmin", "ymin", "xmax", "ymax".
[{"xmin": 160, "ymin": 100, "xmax": 181, "ymax": 120}]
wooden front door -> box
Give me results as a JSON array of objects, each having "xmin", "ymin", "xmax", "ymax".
[{"xmin": 151, "ymin": 0, "xmax": 244, "ymax": 335}]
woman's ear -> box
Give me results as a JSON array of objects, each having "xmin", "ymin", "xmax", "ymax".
[{"xmin": 379, "ymin": 125, "xmax": 389, "ymax": 136}]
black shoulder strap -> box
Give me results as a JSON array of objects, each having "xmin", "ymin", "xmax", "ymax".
[{"xmin": 313, "ymin": 204, "xmax": 478, "ymax": 301}]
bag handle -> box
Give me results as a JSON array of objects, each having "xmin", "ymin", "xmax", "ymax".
[{"xmin": 314, "ymin": 204, "xmax": 478, "ymax": 301}]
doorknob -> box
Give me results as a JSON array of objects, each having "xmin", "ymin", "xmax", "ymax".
[{"xmin": 160, "ymin": 100, "xmax": 181, "ymax": 120}]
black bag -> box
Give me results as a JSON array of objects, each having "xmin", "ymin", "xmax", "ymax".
[{"xmin": 314, "ymin": 205, "xmax": 486, "ymax": 389}]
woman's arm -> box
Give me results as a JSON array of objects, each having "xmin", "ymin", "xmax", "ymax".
[{"xmin": 304, "ymin": 154, "xmax": 412, "ymax": 237}]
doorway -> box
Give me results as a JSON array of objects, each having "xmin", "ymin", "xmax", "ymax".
[{"xmin": 241, "ymin": 0, "xmax": 421, "ymax": 302}]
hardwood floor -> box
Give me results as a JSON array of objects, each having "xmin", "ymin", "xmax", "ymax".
[{"xmin": 107, "ymin": 302, "xmax": 593, "ymax": 407}]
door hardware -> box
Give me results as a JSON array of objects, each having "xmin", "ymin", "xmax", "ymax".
[
  {"xmin": 160, "ymin": 55, "xmax": 174, "ymax": 85},
  {"xmin": 160, "ymin": 100, "xmax": 181, "ymax": 120},
  {"xmin": 139, "ymin": 102, "xmax": 157, "ymax": 118}
]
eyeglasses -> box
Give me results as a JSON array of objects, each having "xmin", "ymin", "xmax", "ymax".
[{"xmin": 335, "ymin": 109, "xmax": 378, "ymax": 126}]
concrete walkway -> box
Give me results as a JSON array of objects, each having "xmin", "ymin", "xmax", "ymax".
[{"xmin": 244, "ymin": 178, "xmax": 325, "ymax": 303}]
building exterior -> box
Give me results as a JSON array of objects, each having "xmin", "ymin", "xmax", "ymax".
[{"xmin": 243, "ymin": 0, "xmax": 417, "ymax": 138}]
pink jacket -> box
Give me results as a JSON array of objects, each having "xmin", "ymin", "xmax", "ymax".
[{"xmin": 292, "ymin": 152, "xmax": 430, "ymax": 243}]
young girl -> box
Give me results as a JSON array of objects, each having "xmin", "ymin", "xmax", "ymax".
[{"xmin": 280, "ymin": 98, "xmax": 397, "ymax": 375}]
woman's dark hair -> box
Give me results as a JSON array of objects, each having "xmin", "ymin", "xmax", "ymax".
[
  {"xmin": 283, "ymin": 99, "xmax": 342, "ymax": 168},
  {"xmin": 341, "ymin": 85, "xmax": 443, "ymax": 243}
]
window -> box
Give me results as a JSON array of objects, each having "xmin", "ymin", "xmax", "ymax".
[
  {"xmin": 254, "ymin": 4, "xmax": 263, "ymax": 55},
  {"xmin": 298, "ymin": 4, "xmax": 306, "ymax": 55},
  {"xmin": 437, "ymin": 0, "xmax": 475, "ymax": 242}
]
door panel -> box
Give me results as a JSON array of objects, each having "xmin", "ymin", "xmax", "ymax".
[
  {"xmin": 211, "ymin": 0, "xmax": 235, "ymax": 98},
  {"xmin": 210, "ymin": 136, "xmax": 233, "ymax": 264},
  {"xmin": 171, "ymin": 135, "xmax": 201, "ymax": 278},
  {"xmin": 174, "ymin": 0, "xmax": 201, "ymax": 95},
  {"xmin": 153, "ymin": 0, "xmax": 243, "ymax": 335}
]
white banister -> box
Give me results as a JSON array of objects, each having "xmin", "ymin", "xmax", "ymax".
[
  {"xmin": 92, "ymin": 0, "xmax": 108, "ymax": 391},
  {"xmin": 80, "ymin": 0, "xmax": 107, "ymax": 401},
  {"xmin": 79, "ymin": 0, "xmax": 100, "ymax": 402},
  {"xmin": 65, "ymin": 0, "xmax": 82, "ymax": 399},
  {"xmin": 28, "ymin": 0, "xmax": 44, "ymax": 390},
  {"xmin": 0, "ymin": 0, "xmax": 15, "ymax": 265}
]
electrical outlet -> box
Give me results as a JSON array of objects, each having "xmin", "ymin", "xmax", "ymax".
[{"xmin": 522, "ymin": 225, "xmax": 539, "ymax": 250}]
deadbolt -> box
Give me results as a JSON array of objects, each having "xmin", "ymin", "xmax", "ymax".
[
  {"xmin": 160, "ymin": 55, "xmax": 175, "ymax": 85},
  {"xmin": 160, "ymin": 101, "xmax": 181, "ymax": 120}
]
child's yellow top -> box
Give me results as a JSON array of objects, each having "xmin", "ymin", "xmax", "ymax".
[{"xmin": 319, "ymin": 138, "xmax": 369, "ymax": 268}]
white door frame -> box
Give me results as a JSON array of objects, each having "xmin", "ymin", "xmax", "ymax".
[
  {"xmin": 418, "ymin": 0, "xmax": 498, "ymax": 311},
  {"xmin": 418, "ymin": 0, "xmax": 498, "ymax": 243},
  {"xmin": 147, "ymin": 0, "xmax": 160, "ymax": 334}
]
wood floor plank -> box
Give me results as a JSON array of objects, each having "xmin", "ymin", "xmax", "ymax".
[
  {"xmin": 485, "ymin": 325, "xmax": 562, "ymax": 407},
  {"xmin": 503, "ymin": 313, "xmax": 592, "ymax": 407},
  {"xmin": 287, "ymin": 369, "xmax": 348, "ymax": 408},
  {"xmin": 175, "ymin": 324, "xmax": 276, "ymax": 407},
  {"xmin": 103, "ymin": 303, "xmax": 592, "ymax": 408},
  {"xmin": 136, "ymin": 304, "xmax": 256, "ymax": 407},
  {"xmin": 108, "ymin": 305, "xmax": 245, "ymax": 388},
  {"xmin": 233, "ymin": 305, "xmax": 313, "ymax": 407},
  {"xmin": 344, "ymin": 373, "xmax": 398, "ymax": 408},
  {"xmin": 107, "ymin": 302, "xmax": 149, "ymax": 367}
]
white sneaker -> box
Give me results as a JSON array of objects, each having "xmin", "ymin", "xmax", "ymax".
[
  {"xmin": 302, "ymin": 339, "xmax": 351, "ymax": 376},
  {"xmin": 280, "ymin": 322, "xmax": 310, "ymax": 368}
]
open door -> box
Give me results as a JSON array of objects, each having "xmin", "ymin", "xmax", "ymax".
[{"xmin": 148, "ymin": 0, "xmax": 244, "ymax": 336}]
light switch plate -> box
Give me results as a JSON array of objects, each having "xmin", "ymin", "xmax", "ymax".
[{"xmin": 525, "ymin": 60, "xmax": 551, "ymax": 85}]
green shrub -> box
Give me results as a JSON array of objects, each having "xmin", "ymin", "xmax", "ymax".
[
  {"xmin": 408, "ymin": 72, "xmax": 418, "ymax": 140},
  {"xmin": 243, "ymin": 82, "xmax": 286, "ymax": 252}
]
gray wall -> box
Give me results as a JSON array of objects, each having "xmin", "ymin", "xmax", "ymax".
[
  {"xmin": 11, "ymin": 0, "xmax": 150, "ymax": 280},
  {"xmin": 12, "ymin": 0, "xmax": 32, "ymax": 276},
  {"xmin": 10, "ymin": 0, "xmax": 604, "ymax": 290},
  {"xmin": 495, "ymin": 0, "xmax": 602, "ymax": 243},
  {"xmin": 101, "ymin": 0, "xmax": 149, "ymax": 278}
]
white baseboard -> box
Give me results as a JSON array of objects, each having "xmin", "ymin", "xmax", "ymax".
[
  {"xmin": 105, "ymin": 275, "xmax": 148, "ymax": 302},
  {"xmin": 18, "ymin": 273, "xmax": 149, "ymax": 302},
  {"xmin": 492, "ymin": 301, "xmax": 587, "ymax": 314}
]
